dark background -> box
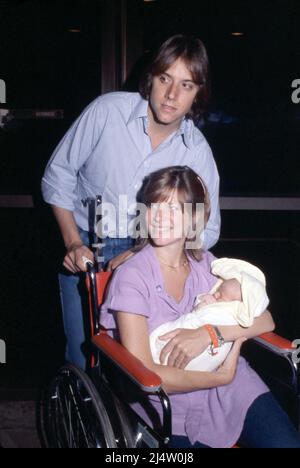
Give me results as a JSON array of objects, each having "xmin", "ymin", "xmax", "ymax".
[{"xmin": 0, "ymin": 0, "xmax": 299, "ymax": 391}]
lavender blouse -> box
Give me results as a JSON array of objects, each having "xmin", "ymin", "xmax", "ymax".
[{"xmin": 100, "ymin": 244, "xmax": 269, "ymax": 448}]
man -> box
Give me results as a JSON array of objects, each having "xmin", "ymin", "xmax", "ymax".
[{"xmin": 42, "ymin": 35, "xmax": 221, "ymax": 369}]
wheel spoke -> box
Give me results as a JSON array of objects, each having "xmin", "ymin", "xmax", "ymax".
[{"xmin": 46, "ymin": 365, "xmax": 117, "ymax": 448}]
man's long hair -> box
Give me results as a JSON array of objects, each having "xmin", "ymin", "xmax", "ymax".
[{"xmin": 139, "ymin": 35, "xmax": 211, "ymax": 120}]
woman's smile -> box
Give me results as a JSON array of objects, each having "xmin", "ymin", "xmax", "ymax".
[{"xmin": 151, "ymin": 226, "xmax": 175, "ymax": 236}]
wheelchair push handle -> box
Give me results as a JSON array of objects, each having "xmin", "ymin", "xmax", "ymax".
[
  {"xmin": 82, "ymin": 194, "xmax": 105, "ymax": 270},
  {"xmin": 82, "ymin": 256, "xmax": 95, "ymax": 270}
]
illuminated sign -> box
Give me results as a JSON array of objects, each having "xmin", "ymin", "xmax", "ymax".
[
  {"xmin": 291, "ymin": 79, "xmax": 300, "ymax": 104},
  {"xmin": 0, "ymin": 79, "xmax": 6, "ymax": 104},
  {"xmin": 0, "ymin": 339, "xmax": 6, "ymax": 364}
]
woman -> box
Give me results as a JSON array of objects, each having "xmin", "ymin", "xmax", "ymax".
[{"xmin": 100, "ymin": 166, "xmax": 300, "ymax": 448}]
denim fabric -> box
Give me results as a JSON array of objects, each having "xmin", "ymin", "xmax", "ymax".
[
  {"xmin": 169, "ymin": 392, "xmax": 300, "ymax": 448},
  {"xmin": 58, "ymin": 230, "xmax": 134, "ymax": 369},
  {"xmin": 237, "ymin": 392, "xmax": 300, "ymax": 448}
]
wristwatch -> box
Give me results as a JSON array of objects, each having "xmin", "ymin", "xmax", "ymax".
[{"xmin": 213, "ymin": 326, "xmax": 225, "ymax": 348}]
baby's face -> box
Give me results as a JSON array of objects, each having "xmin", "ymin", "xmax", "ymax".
[{"xmin": 214, "ymin": 279, "xmax": 242, "ymax": 302}]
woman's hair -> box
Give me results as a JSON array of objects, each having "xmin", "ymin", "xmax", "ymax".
[
  {"xmin": 139, "ymin": 35, "xmax": 211, "ymax": 120},
  {"xmin": 133, "ymin": 166, "xmax": 211, "ymax": 262}
]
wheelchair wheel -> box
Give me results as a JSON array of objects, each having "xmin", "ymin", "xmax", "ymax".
[
  {"xmin": 46, "ymin": 364, "xmax": 117, "ymax": 448},
  {"xmin": 112, "ymin": 394, "xmax": 136, "ymax": 448}
]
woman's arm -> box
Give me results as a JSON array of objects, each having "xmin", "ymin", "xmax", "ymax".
[
  {"xmin": 218, "ymin": 310, "xmax": 275, "ymax": 342},
  {"xmin": 159, "ymin": 310, "xmax": 275, "ymax": 369},
  {"xmin": 116, "ymin": 311, "xmax": 245, "ymax": 394}
]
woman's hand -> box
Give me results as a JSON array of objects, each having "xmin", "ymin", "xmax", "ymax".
[
  {"xmin": 158, "ymin": 327, "xmax": 211, "ymax": 369},
  {"xmin": 107, "ymin": 250, "xmax": 134, "ymax": 272},
  {"xmin": 216, "ymin": 338, "xmax": 247, "ymax": 386}
]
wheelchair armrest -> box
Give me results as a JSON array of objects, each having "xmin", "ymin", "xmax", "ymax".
[
  {"xmin": 92, "ymin": 332, "xmax": 162, "ymax": 393},
  {"xmin": 253, "ymin": 332, "xmax": 296, "ymax": 357}
]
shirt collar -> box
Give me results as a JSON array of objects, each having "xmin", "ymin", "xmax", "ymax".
[
  {"xmin": 178, "ymin": 118, "xmax": 194, "ymax": 149},
  {"xmin": 127, "ymin": 95, "xmax": 149, "ymax": 125},
  {"xmin": 141, "ymin": 243, "xmax": 197, "ymax": 314},
  {"xmin": 127, "ymin": 95, "xmax": 194, "ymax": 149},
  {"xmin": 142, "ymin": 243, "xmax": 197, "ymax": 289}
]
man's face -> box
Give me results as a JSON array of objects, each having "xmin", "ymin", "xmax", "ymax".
[
  {"xmin": 147, "ymin": 189, "xmax": 189, "ymax": 247},
  {"xmin": 149, "ymin": 58, "xmax": 200, "ymax": 127}
]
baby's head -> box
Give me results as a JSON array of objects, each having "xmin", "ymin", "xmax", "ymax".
[{"xmin": 214, "ymin": 279, "xmax": 242, "ymax": 303}]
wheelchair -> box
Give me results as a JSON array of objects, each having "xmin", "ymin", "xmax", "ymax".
[
  {"xmin": 46, "ymin": 263, "xmax": 173, "ymax": 448},
  {"xmin": 45, "ymin": 198, "xmax": 300, "ymax": 448}
]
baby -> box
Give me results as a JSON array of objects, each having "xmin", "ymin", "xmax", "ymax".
[
  {"xmin": 200, "ymin": 278, "xmax": 242, "ymax": 306},
  {"xmin": 150, "ymin": 257, "xmax": 270, "ymax": 372}
]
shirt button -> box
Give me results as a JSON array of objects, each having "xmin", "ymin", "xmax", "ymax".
[{"xmin": 156, "ymin": 285, "xmax": 162, "ymax": 293}]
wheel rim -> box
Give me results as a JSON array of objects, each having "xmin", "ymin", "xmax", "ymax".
[{"xmin": 47, "ymin": 366, "xmax": 116, "ymax": 448}]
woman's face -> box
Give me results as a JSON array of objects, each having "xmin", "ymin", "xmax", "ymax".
[{"xmin": 147, "ymin": 189, "xmax": 191, "ymax": 247}]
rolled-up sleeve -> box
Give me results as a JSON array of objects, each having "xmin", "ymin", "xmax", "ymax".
[
  {"xmin": 41, "ymin": 98, "xmax": 104, "ymax": 211},
  {"xmin": 100, "ymin": 264, "xmax": 151, "ymax": 331}
]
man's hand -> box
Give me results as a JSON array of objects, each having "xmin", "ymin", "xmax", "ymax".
[
  {"xmin": 63, "ymin": 242, "xmax": 94, "ymax": 274},
  {"xmin": 159, "ymin": 327, "xmax": 212, "ymax": 369},
  {"xmin": 107, "ymin": 250, "xmax": 134, "ymax": 272}
]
